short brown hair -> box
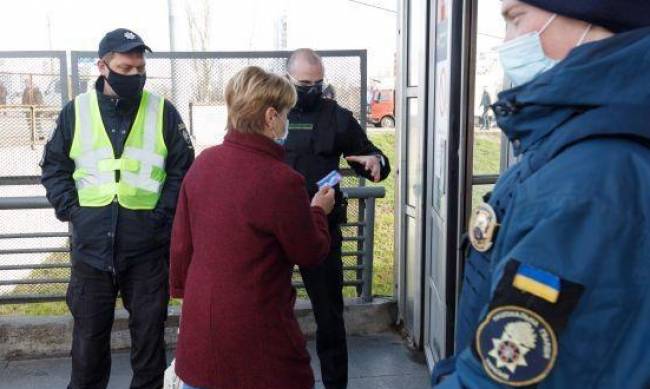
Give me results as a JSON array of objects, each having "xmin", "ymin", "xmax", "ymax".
[
  {"xmin": 225, "ymin": 66, "xmax": 297, "ymax": 134},
  {"xmin": 100, "ymin": 52, "xmax": 115, "ymax": 65}
]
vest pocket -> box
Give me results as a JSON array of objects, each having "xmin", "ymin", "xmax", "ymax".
[
  {"xmin": 313, "ymin": 124, "xmax": 336, "ymax": 156},
  {"xmin": 285, "ymin": 131, "xmax": 312, "ymax": 173}
]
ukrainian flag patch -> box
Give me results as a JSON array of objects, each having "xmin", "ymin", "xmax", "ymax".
[{"xmin": 512, "ymin": 264, "xmax": 560, "ymax": 303}]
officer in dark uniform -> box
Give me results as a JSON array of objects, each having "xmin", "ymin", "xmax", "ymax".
[
  {"xmin": 40, "ymin": 29, "xmax": 194, "ymax": 389},
  {"xmin": 433, "ymin": 1, "xmax": 650, "ymax": 387},
  {"xmin": 283, "ymin": 48, "xmax": 391, "ymax": 389}
]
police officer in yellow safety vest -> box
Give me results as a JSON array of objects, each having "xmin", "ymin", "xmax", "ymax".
[{"xmin": 40, "ymin": 29, "xmax": 194, "ymax": 389}]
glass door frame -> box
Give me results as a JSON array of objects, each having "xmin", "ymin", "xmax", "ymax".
[
  {"xmin": 422, "ymin": 0, "xmax": 481, "ymax": 366},
  {"xmin": 396, "ymin": 0, "xmax": 431, "ymax": 348}
]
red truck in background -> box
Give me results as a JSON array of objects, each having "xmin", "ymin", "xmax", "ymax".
[{"xmin": 368, "ymin": 88, "xmax": 395, "ymax": 128}]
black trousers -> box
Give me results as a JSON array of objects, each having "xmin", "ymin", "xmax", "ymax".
[
  {"xmin": 66, "ymin": 258, "xmax": 169, "ymax": 389},
  {"xmin": 300, "ymin": 226, "xmax": 348, "ymax": 389}
]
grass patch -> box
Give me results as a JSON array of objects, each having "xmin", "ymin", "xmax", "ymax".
[
  {"xmin": 366, "ymin": 132, "xmax": 396, "ymax": 297},
  {"xmin": 0, "ymin": 253, "xmax": 128, "ymax": 316},
  {"xmin": 473, "ymin": 132, "xmax": 501, "ymax": 175},
  {"xmin": 0, "ymin": 253, "xmax": 70, "ymax": 316},
  {"xmin": 471, "ymin": 132, "xmax": 501, "ymax": 212}
]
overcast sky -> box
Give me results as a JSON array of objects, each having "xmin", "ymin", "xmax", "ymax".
[{"xmin": 2, "ymin": 0, "xmax": 398, "ymax": 80}]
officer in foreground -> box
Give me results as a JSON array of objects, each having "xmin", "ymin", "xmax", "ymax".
[
  {"xmin": 41, "ymin": 29, "xmax": 194, "ymax": 388},
  {"xmin": 284, "ymin": 48, "xmax": 391, "ymax": 389},
  {"xmin": 433, "ymin": 1, "xmax": 650, "ymax": 387}
]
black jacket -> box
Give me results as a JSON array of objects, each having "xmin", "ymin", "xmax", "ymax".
[
  {"xmin": 40, "ymin": 78, "xmax": 195, "ymax": 272},
  {"xmin": 285, "ymin": 98, "xmax": 390, "ymax": 224}
]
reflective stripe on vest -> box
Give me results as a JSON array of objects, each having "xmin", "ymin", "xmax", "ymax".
[{"xmin": 70, "ymin": 90, "xmax": 167, "ymax": 210}]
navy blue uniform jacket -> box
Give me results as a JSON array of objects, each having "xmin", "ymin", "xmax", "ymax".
[{"xmin": 436, "ymin": 28, "xmax": 650, "ymax": 388}]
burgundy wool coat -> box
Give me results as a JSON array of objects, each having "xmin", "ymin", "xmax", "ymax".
[{"xmin": 169, "ymin": 130, "xmax": 331, "ymax": 389}]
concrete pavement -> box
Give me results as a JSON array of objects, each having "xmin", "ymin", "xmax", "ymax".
[{"xmin": 0, "ymin": 332, "xmax": 430, "ymax": 389}]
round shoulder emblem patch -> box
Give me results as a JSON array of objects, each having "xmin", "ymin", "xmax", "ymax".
[
  {"xmin": 469, "ymin": 203, "xmax": 498, "ymax": 252},
  {"xmin": 475, "ymin": 306, "xmax": 558, "ymax": 387}
]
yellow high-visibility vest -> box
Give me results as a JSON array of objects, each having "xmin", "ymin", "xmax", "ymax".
[{"xmin": 69, "ymin": 90, "xmax": 167, "ymax": 210}]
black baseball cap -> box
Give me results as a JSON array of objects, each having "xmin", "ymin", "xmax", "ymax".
[{"xmin": 98, "ymin": 28, "xmax": 152, "ymax": 58}]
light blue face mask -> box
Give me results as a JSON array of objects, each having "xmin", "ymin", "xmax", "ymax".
[
  {"xmin": 497, "ymin": 14, "xmax": 559, "ymax": 87},
  {"xmin": 274, "ymin": 117, "xmax": 289, "ymax": 146},
  {"xmin": 497, "ymin": 14, "xmax": 593, "ymax": 87}
]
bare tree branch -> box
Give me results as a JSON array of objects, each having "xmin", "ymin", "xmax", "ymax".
[{"xmin": 185, "ymin": 0, "xmax": 217, "ymax": 102}]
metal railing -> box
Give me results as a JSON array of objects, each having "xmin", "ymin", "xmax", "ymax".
[
  {"xmin": 0, "ymin": 195, "xmax": 70, "ymax": 304},
  {"xmin": 341, "ymin": 186, "xmax": 384, "ymax": 302},
  {"xmin": 71, "ymin": 50, "xmax": 368, "ymax": 129},
  {"xmin": 0, "ymin": 186, "xmax": 384, "ymax": 305},
  {"xmin": 0, "ymin": 49, "xmax": 379, "ymax": 306}
]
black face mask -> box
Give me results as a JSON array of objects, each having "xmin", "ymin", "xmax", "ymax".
[
  {"xmin": 105, "ymin": 65, "xmax": 146, "ymax": 100},
  {"xmin": 295, "ymin": 84, "xmax": 323, "ymax": 111}
]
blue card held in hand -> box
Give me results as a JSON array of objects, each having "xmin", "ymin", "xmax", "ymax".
[{"xmin": 317, "ymin": 170, "xmax": 342, "ymax": 189}]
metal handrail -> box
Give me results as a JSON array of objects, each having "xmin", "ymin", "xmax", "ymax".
[
  {"xmin": 0, "ymin": 232, "xmax": 70, "ymax": 239},
  {"xmin": 0, "ymin": 196, "xmax": 52, "ymax": 210},
  {"xmin": 0, "ymin": 263, "xmax": 71, "ymax": 271},
  {"xmin": 0, "ymin": 176, "xmax": 41, "ymax": 186},
  {"xmin": 0, "ymin": 186, "xmax": 386, "ymax": 304},
  {"xmin": 342, "ymin": 186, "xmax": 386, "ymax": 199},
  {"xmin": 471, "ymin": 174, "xmax": 499, "ymax": 186}
]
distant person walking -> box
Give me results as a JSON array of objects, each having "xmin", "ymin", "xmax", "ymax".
[
  {"xmin": 22, "ymin": 77, "xmax": 44, "ymax": 130},
  {"xmin": 0, "ymin": 81, "xmax": 7, "ymax": 117},
  {"xmin": 21, "ymin": 77, "xmax": 43, "ymax": 106},
  {"xmin": 0, "ymin": 81, "xmax": 7, "ymax": 106},
  {"xmin": 479, "ymin": 87, "xmax": 492, "ymax": 130}
]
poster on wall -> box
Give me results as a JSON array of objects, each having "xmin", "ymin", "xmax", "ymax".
[{"xmin": 432, "ymin": 0, "xmax": 452, "ymax": 214}]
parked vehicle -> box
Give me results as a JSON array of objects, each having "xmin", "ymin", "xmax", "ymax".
[{"xmin": 368, "ymin": 89, "xmax": 395, "ymax": 128}]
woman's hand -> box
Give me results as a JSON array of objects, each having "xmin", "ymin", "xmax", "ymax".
[{"xmin": 311, "ymin": 186, "xmax": 335, "ymax": 214}]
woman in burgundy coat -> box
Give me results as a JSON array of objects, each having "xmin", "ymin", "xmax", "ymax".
[{"xmin": 169, "ymin": 66, "xmax": 335, "ymax": 389}]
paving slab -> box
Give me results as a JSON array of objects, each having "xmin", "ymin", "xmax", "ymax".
[{"xmin": 0, "ymin": 333, "xmax": 430, "ymax": 389}]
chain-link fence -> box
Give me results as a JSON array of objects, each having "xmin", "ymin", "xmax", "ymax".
[
  {"xmin": 71, "ymin": 50, "xmax": 367, "ymax": 153},
  {"xmin": 0, "ymin": 50, "xmax": 380, "ymax": 305},
  {"xmin": 72, "ymin": 50, "xmax": 372, "ymax": 299},
  {"xmin": 0, "ymin": 52, "xmax": 68, "ymax": 177},
  {"xmin": 0, "ymin": 52, "xmax": 70, "ymax": 305}
]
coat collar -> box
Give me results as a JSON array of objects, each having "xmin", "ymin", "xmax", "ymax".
[{"xmin": 223, "ymin": 129, "xmax": 285, "ymax": 161}]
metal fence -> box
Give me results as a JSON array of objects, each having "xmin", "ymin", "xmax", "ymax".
[
  {"xmin": 0, "ymin": 51, "xmax": 68, "ymax": 178},
  {"xmin": 0, "ymin": 50, "xmax": 384, "ymax": 306},
  {"xmin": 71, "ymin": 50, "xmax": 367, "ymax": 150},
  {"xmin": 0, "ymin": 52, "xmax": 71, "ymax": 306},
  {"xmin": 0, "ymin": 186, "xmax": 384, "ymax": 305}
]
